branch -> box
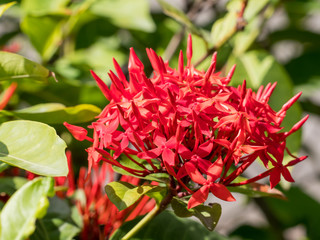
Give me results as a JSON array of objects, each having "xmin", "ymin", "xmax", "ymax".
[{"xmin": 194, "ymin": 0, "xmax": 248, "ymax": 67}]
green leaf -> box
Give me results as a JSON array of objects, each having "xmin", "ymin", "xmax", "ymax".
[
  {"xmin": 91, "ymin": 0, "xmax": 155, "ymax": 32},
  {"xmin": 171, "ymin": 198, "xmax": 222, "ymax": 231},
  {"xmin": 21, "ymin": 14, "xmax": 67, "ymax": 61},
  {"xmin": 0, "ymin": 103, "xmax": 101, "ymax": 124},
  {"xmin": 227, "ymin": 182, "xmax": 286, "ymax": 200},
  {"xmin": 211, "ymin": 0, "xmax": 271, "ymax": 49},
  {"xmin": 0, "ymin": 51, "xmax": 52, "ymax": 82},
  {"xmin": 145, "ymin": 186, "xmax": 167, "ymax": 206},
  {"xmin": 0, "ymin": 177, "xmax": 28, "ymax": 196},
  {"xmin": 30, "ymin": 196, "xmax": 82, "ymax": 240},
  {"xmin": 227, "ymin": 0, "xmax": 270, "ymax": 21},
  {"xmin": 55, "ymin": 37, "xmax": 126, "ymax": 81},
  {"xmin": 233, "ymin": 18, "xmax": 260, "ymax": 55},
  {"xmin": 0, "ymin": 177, "xmax": 54, "ymax": 240},
  {"xmin": 110, "ymin": 210, "xmax": 229, "ymax": 240},
  {"xmin": 211, "ymin": 10, "xmax": 238, "ymax": 48},
  {"xmin": 0, "ymin": 1, "xmax": 16, "ymax": 17},
  {"xmin": 157, "ymin": 0, "xmax": 203, "ymax": 37},
  {"xmin": 105, "ymin": 181, "xmax": 158, "ymax": 211},
  {"xmin": 112, "ymin": 155, "xmax": 168, "ymax": 183},
  {"xmin": 260, "ymin": 186, "xmax": 320, "ymax": 239},
  {"xmin": 0, "ymin": 120, "xmax": 68, "ymax": 176},
  {"xmin": 0, "ymin": 162, "xmax": 9, "ymax": 173}
]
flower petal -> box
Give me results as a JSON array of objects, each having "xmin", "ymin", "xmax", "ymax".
[
  {"xmin": 162, "ymin": 148, "xmax": 176, "ymax": 166},
  {"xmin": 185, "ymin": 162, "xmax": 206, "ymax": 185},
  {"xmin": 187, "ymin": 185, "xmax": 209, "ymax": 209},
  {"xmin": 210, "ymin": 183, "xmax": 235, "ymax": 202}
]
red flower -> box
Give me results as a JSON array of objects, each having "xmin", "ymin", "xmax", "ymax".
[
  {"xmin": 187, "ymin": 157, "xmax": 235, "ymax": 209},
  {"xmin": 65, "ymin": 35, "xmax": 308, "ymax": 208}
]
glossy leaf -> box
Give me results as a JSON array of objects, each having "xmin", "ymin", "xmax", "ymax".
[
  {"xmin": 0, "ymin": 51, "xmax": 52, "ymax": 82},
  {"xmin": 0, "ymin": 2, "xmax": 16, "ymax": 17},
  {"xmin": 0, "ymin": 120, "xmax": 68, "ymax": 176},
  {"xmin": 110, "ymin": 210, "xmax": 228, "ymax": 240},
  {"xmin": 0, "ymin": 177, "xmax": 54, "ymax": 240},
  {"xmin": 91, "ymin": 0, "xmax": 156, "ymax": 32},
  {"xmin": 105, "ymin": 181, "xmax": 157, "ymax": 211},
  {"xmin": 29, "ymin": 196, "xmax": 82, "ymax": 240},
  {"xmin": 227, "ymin": 182, "xmax": 287, "ymax": 200},
  {"xmin": 0, "ymin": 103, "xmax": 101, "ymax": 124},
  {"xmin": 171, "ymin": 197, "xmax": 222, "ymax": 231}
]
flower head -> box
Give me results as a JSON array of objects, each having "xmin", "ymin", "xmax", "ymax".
[{"xmin": 65, "ymin": 35, "xmax": 308, "ymax": 209}]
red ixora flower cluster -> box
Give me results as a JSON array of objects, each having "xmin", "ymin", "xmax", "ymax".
[{"xmin": 65, "ymin": 35, "xmax": 308, "ymax": 209}]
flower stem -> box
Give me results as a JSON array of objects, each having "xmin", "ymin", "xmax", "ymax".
[
  {"xmin": 121, "ymin": 204, "xmax": 160, "ymax": 240},
  {"xmin": 121, "ymin": 190, "xmax": 174, "ymax": 239}
]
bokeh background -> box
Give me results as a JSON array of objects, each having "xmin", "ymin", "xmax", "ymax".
[{"xmin": 1, "ymin": 0, "xmax": 320, "ymax": 239}]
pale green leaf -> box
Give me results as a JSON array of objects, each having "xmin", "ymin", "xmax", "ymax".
[
  {"xmin": 0, "ymin": 120, "xmax": 68, "ymax": 176},
  {"xmin": 0, "ymin": 51, "xmax": 51, "ymax": 82},
  {"xmin": 0, "ymin": 177, "xmax": 54, "ymax": 240},
  {"xmin": 0, "ymin": 2, "xmax": 16, "ymax": 17},
  {"xmin": 105, "ymin": 181, "xmax": 158, "ymax": 211},
  {"xmin": 0, "ymin": 103, "xmax": 100, "ymax": 124}
]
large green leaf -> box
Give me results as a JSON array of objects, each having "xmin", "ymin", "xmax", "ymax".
[
  {"xmin": 171, "ymin": 198, "xmax": 222, "ymax": 231},
  {"xmin": 0, "ymin": 177, "xmax": 54, "ymax": 240},
  {"xmin": 0, "ymin": 103, "xmax": 100, "ymax": 124},
  {"xmin": 30, "ymin": 196, "xmax": 82, "ymax": 240},
  {"xmin": 105, "ymin": 181, "xmax": 158, "ymax": 211},
  {"xmin": 0, "ymin": 51, "xmax": 52, "ymax": 82},
  {"xmin": 0, "ymin": 120, "xmax": 68, "ymax": 176},
  {"xmin": 91, "ymin": 0, "xmax": 155, "ymax": 32},
  {"xmin": 110, "ymin": 210, "xmax": 229, "ymax": 240}
]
